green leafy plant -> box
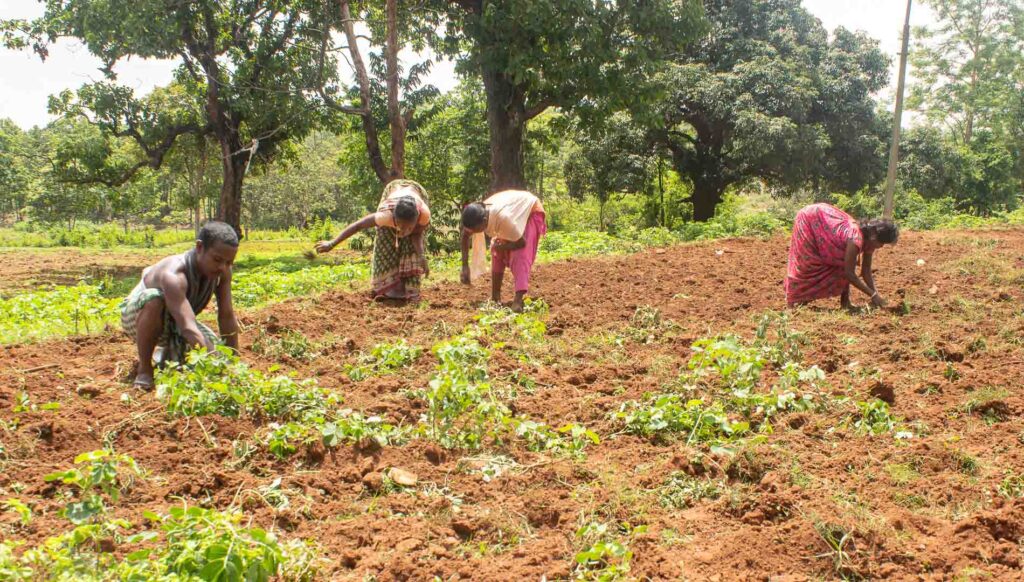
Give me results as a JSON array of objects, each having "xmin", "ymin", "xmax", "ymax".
[
  {"xmin": 346, "ymin": 339, "xmax": 423, "ymax": 381},
  {"xmin": 417, "ymin": 307, "xmax": 594, "ymax": 455},
  {"xmin": 853, "ymin": 399, "xmax": 900, "ymax": 435},
  {"xmin": 615, "ymin": 394, "xmax": 749, "ymax": 444},
  {"xmin": 625, "ymin": 305, "xmax": 675, "ymax": 344},
  {"xmin": 44, "ymin": 449, "xmax": 144, "ymax": 525},
  {"xmin": 5, "ymin": 503, "xmax": 321, "ymax": 581},
  {"xmin": 997, "ymin": 472, "xmax": 1024, "ymax": 498},
  {"xmin": 813, "ymin": 521, "xmax": 856, "ymax": 577},
  {"xmin": 474, "ymin": 300, "xmax": 549, "ymax": 342},
  {"xmin": 123, "ymin": 505, "xmax": 321, "ymax": 581},
  {"xmin": 419, "ymin": 337, "xmax": 507, "ymax": 449},
  {"xmin": 754, "ymin": 311, "xmax": 807, "ymax": 366},
  {"xmin": 574, "ymin": 522, "xmax": 646, "ymax": 581},
  {"xmin": 11, "ymin": 392, "xmax": 61, "ymax": 414},
  {"xmin": 157, "ymin": 348, "xmax": 401, "ymax": 459},
  {"xmin": 658, "ymin": 473, "xmax": 721, "ymax": 509},
  {"xmin": 688, "ymin": 336, "xmax": 766, "ymax": 391},
  {"xmin": 510, "ymin": 420, "xmax": 600, "ymax": 457},
  {"xmin": 3, "ymin": 498, "xmax": 32, "ymax": 526},
  {"xmin": 0, "ymin": 541, "xmax": 32, "ymax": 580}
]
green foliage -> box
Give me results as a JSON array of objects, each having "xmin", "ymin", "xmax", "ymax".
[
  {"xmin": 123, "ymin": 505, "xmax": 320, "ymax": 581},
  {"xmin": 2, "ymin": 504, "xmax": 320, "ymax": 581},
  {"xmin": 510, "ymin": 420, "xmax": 600, "ymax": 458},
  {"xmin": 419, "ymin": 336, "xmax": 507, "ymax": 449},
  {"xmin": 617, "ymin": 323, "xmax": 824, "ymax": 443},
  {"xmin": 646, "ymin": 0, "xmax": 890, "ymax": 219},
  {"xmin": 0, "ymin": 260, "xmax": 367, "ymax": 345},
  {"xmin": 0, "ymin": 223, "xmax": 197, "ymax": 248},
  {"xmin": 473, "ymin": 300, "xmax": 549, "ymax": 342},
  {"xmin": 231, "ymin": 263, "xmax": 369, "ymax": 307},
  {"xmin": 853, "ymin": 399, "xmax": 900, "ymax": 435},
  {"xmin": 626, "ymin": 305, "xmax": 676, "ymax": 345},
  {"xmin": 417, "ymin": 304, "xmax": 596, "ymax": 455},
  {"xmin": 157, "ymin": 348, "xmax": 403, "ymax": 458},
  {"xmin": 573, "ymin": 522, "xmax": 646, "ymax": 582},
  {"xmin": 997, "ymin": 472, "xmax": 1024, "ymax": 499},
  {"xmin": 540, "ymin": 231, "xmax": 642, "ymax": 260},
  {"xmin": 564, "ymin": 113, "xmax": 652, "ymax": 231},
  {"xmin": 615, "ymin": 394, "xmax": 750, "ymax": 443},
  {"xmin": 4, "ymin": 0, "xmax": 341, "ymax": 232},
  {"xmin": 0, "ymin": 541, "xmax": 33, "ymax": 580},
  {"xmin": 658, "ymin": 472, "xmax": 721, "ymax": 509},
  {"xmin": 905, "ymin": 0, "xmax": 1024, "ymax": 214},
  {"xmin": 689, "ymin": 336, "xmax": 767, "ymax": 391},
  {"xmin": 0, "ymin": 284, "xmax": 119, "ymax": 344},
  {"xmin": 43, "ymin": 449, "xmax": 144, "ymax": 525},
  {"xmin": 813, "ymin": 521, "xmax": 856, "ymax": 576},
  {"xmin": 436, "ymin": 0, "xmax": 704, "ymax": 192},
  {"xmin": 754, "ymin": 311, "xmax": 808, "ymax": 366},
  {"xmin": 3, "ymin": 498, "xmax": 32, "ymax": 527},
  {"xmin": 346, "ymin": 339, "xmax": 423, "ymax": 381}
]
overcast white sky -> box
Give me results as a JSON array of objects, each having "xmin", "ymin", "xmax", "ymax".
[{"xmin": 0, "ymin": 0, "xmax": 933, "ymax": 130}]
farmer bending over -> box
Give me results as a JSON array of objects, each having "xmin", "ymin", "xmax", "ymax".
[
  {"xmin": 460, "ymin": 189, "xmax": 547, "ymax": 313},
  {"xmin": 316, "ymin": 179, "xmax": 431, "ymax": 301},
  {"xmin": 785, "ymin": 203, "xmax": 899, "ymax": 310},
  {"xmin": 121, "ymin": 220, "xmax": 240, "ymax": 389}
]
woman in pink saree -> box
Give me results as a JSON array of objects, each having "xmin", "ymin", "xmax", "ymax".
[{"xmin": 785, "ymin": 203, "xmax": 899, "ymax": 309}]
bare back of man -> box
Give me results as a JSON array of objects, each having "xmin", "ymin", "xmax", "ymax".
[{"xmin": 121, "ymin": 222, "xmax": 240, "ymax": 389}]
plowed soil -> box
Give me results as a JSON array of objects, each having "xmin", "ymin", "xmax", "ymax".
[
  {"xmin": 0, "ymin": 248, "xmax": 165, "ymax": 294},
  {"xmin": 2, "ymin": 228, "xmax": 1024, "ymax": 580}
]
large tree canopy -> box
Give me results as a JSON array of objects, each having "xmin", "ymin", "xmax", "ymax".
[
  {"xmin": 3, "ymin": 0, "xmax": 337, "ymax": 233},
  {"xmin": 564, "ymin": 113, "xmax": 651, "ymax": 230},
  {"xmin": 433, "ymin": 0, "xmax": 705, "ymax": 193},
  {"xmin": 910, "ymin": 0, "xmax": 1024, "ymax": 197},
  {"xmin": 646, "ymin": 0, "xmax": 890, "ymax": 221},
  {"xmin": 910, "ymin": 0, "xmax": 1021, "ymax": 146}
]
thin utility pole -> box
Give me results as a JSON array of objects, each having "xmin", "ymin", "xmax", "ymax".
[{"xmin": 883, "ymin": 0, "xmax": 912, "ymax": 220}]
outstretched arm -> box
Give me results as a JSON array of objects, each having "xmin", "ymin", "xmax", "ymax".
[
  {"xmin": 315, "ymin": 214, "xmax": 377, "ymax": 253},
  {"xmin": 161, "ymin": 271, "xmax": 216, "ymax": 352},
  {"xmin": 215, "ymin": 271, "xmax": 239, "ymax": 351}
]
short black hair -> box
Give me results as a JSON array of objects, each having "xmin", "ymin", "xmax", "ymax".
[
  {"xmin": 198, "ymin": 220, "xmax": 240, "ymax": 248},
  {"xmin": 461, "ymin": 202, "xmax": 487, "ymax": 230},
  {"xmin": 861, "ymin": 219, "xmax": 899, "ymax": 244},
  {"xmin": 394, "ymin": 195, "xmax": 419, "ymax": 223}
]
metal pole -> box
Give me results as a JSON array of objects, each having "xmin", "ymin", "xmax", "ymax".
[{"xmin": 883, "ymin": 0, "xmax": 913, "ymax": 220}]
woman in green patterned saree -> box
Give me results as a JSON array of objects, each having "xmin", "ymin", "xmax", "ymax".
[{"xmin": 315, "ymin": 180, "xmax": 430, "ymax": 301}]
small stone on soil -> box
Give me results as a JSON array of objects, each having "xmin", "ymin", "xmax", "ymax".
[{"xmin": 388, "ymin": 467, "xmax": 418, "ymax": 487}]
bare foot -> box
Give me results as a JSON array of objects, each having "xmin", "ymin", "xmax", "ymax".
[
  {"xmin": 133, "ymin": 372, "xmax": 155, "ymax": 391},
  {"xmin": 510, "ymin": 299, "xmax": 525, "ymax": 313}
]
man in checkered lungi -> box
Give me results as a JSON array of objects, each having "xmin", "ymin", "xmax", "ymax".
[{"xmin": 120, "ymin": 221, "xmax": 241, "ymax": 389}]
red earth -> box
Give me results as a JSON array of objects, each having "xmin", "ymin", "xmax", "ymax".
[{"xmin": 2, "ymin": 228, "xmax": 1024, "ymax": 580}]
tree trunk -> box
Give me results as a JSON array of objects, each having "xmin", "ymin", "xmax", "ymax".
[
  {"xmin": 194, "ymin": 199, "xmax": 202, "ymax": 238},
  {"xmin": 691, "ymin": 176, "xmax": 726, "ymax": 222},
  {"xmin": 658, "ymin": 156, "xmax": 666, "ymax": 227},
  {"xmin": 482, "ymin": 66, "xmax": 527, "ymax": 192},
  {"xmin": 385, "ymin": 0, "xmax": 405, "ymax": 179},
  {"xmin": 217, "ymin": 134, "xmax": 248, "ymax": 235},
  {"xmin": 338, "ymin": 0, "xmax": 393, "ymax": 185}
]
